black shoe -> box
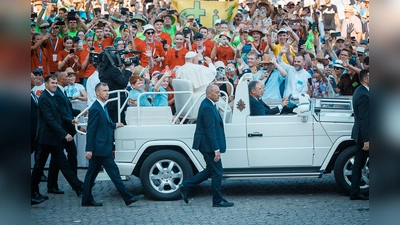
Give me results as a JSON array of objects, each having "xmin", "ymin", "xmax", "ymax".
[
  {"xmin": 179, "ymin": 184, "xmax": 188, "ymax": 204},
  {"xmin": 31, "ymin": 197, "xmax": 46, "ymax": 205},
  {"xmin": 125, "ymin": 194, "xmax": 144, "ymax": 206},
  {"xmin": 40, "ymin": 175, "xmax": 48, "ymax": 182},
  {"xmin": 32, "ymin": 192, "xmax": 49, "ymax": 200},
  {"xmin": 350, "ymin": 193, "xmax": 369, "ymax": 200},
  {"xmin": 213, "ymin": 200, "xmax": 234, "ymax": 207},
  {"xmin": 82, "ymin": 201, "xmax": 103, "ymax": 207},
  {"xmin": 75, "ymin": 185, "xmax": 83, "ymax": 197},
  {"xmin": 47, "ymin": 188, "xmax": 64, "ymax": 194}
]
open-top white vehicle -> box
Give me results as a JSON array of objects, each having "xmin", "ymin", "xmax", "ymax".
[{"xmin": 77, "ymin": 74, "xmax": 369, "ymax": 200}]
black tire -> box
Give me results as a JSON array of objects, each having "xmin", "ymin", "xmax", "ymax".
[
  {"xmin": 140, "ymin": 150, "xmax": 193, "ymax": 200},
  {"xmin": 334, "ymin": 146, "xmax": 369, "ymax": 195}
]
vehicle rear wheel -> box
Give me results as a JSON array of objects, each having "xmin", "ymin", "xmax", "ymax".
[
  {"xmin": 140, "ymin": 150, "xmax": 193, "ymax": 200},
  {"xmin": 334, "ymin": 146, "xmax": 369, "ymax": 195}
]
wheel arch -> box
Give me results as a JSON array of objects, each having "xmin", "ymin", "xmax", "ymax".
[
  {"xmin": 320, "ymin": 137, "xmax": 356, "ymax": 173},
  {"xmin": 131, "ymin": 140, "xmax": 202, "ymax": 177}
]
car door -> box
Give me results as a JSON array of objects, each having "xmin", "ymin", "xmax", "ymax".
[{"xmin": 246, "ymin": 113, "xmax": 314, "ymax": 167}]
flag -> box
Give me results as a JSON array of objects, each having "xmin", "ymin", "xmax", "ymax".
[{"xmin": 171, "ymin": 0, "xmax": 239, "ymax": 29}]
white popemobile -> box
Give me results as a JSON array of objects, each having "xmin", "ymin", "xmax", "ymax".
[{"xmin": 76, "ymin": 73, "xmax": 369, "ymax": 200}]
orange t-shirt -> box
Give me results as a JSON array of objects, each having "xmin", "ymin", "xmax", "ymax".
[
  {"xmin": 216, "ymin": 45, "xmax": 235, "ymax": 66},
  {"xmin": 136, "ymin": 39, "xmax": 166, "ymax": 69},
  {"xmin": 164, "ymin": 47, "xmax": 189, "ymax": 71},
  {"xmin": 93, "ymin": 37, "xmax": 114, "ymax": 52},
  {"xmin": 31, "ymin": 45, "xmax": 50, "ymax": 77},
  {"xmin": 191, "ymin": 43, "xmax": 212, "ymax": 59},
  {"xmin": 155, "ymin": 32, "xmax": 172, "ymax": 46},
  {"xmin": 43, "ymin": 37, "xmax": 64, "ymax": 73},
  {"xmin": 57, "ymin": 49, "xmax": 79, "ymax": 72},
  {"xmin": 76, "ymin": 49, "xmax": 95, "ymax": 79}
]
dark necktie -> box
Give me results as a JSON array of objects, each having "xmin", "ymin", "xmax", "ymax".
[{"xmin": 104, "ymin": 106, "xmax": 112, "ymax": 123}]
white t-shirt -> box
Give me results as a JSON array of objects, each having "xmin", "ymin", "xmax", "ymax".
[
  {"xmin": 86, "ymin": 71, "xmax": 100, "ymax": 106},
  {"xmin": 31, "ymin": 83, "xmax": 45, "ymax": 98}
]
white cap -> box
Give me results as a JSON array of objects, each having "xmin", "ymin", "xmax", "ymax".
[
  {"xmin": 277, "ymin": 28, "xmax": 287, "ymax": 34},
  {"xmin": 214, "ymin": 61, "xmax": 225, "ymax": 68},
  {"xmin": 214, "ymin": 19, "xmax": 221, "ymax": 25},
  {"xmin": 333, "ymin": 59, "xmax": 344, "ymax": 69},
  {"xmin": 142, "ymin": 24, "xmax": 155, "ymax": 34},
  {"xmin": 185, "ymin": 51, "xmax": 197, "ymax": 59}
]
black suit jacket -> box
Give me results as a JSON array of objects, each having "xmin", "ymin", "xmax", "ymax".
[
  {"xmin": 249, "ymin": 96, "xmax": 280, "ymax": 116},
  {"xmin": 192, "ymin": 98, "xmax": 226, "ymax": 154},
  {"xmin": 99, "ymin": 66, "xmax": 131, "ymax": 110},
  {"xmin": 31, "ymin": 91, "xmax": 38, "ymax": 136},
  {"xmin": 351, "ymin": 85, "xmax": 369, "ymax": 144},
  {"xmin": 36, "ymin": 89, "xmax": 69, "ymax": 146},
  {"xmin": 86, "ymin": 100, "xmax": 116, "ymax": 157},
  {"xmin": 54, "ymin": 86, "xmax": 80, "ymax": 135}
]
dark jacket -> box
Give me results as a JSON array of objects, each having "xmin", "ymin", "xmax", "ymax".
[
  {"xmin": 192, "ymin": 98, "xmax": 226, "ymax": 153},
  {"xmin": 86, "ymin": 100, "xmax": 116, "ymax": 157},
  {"xmin": 36, "ymin": 89, "xmax": 69, "ymax": 146},
  {"xmin": 351, "ymin": 85, "xmax": 369, "ymax": 143},
  {"xmin": 249, "ymin": 96, "xmax": 280, "ymax": 116}
]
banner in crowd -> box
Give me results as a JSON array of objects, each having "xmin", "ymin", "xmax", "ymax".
[{"xmin": 171, "ymin": 0, "xmax": 239, "ymax": 28}]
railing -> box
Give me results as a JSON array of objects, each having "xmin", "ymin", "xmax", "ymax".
[{"xmin": 75, "ymin": 81, "xmax": 234, "ymax": 133}]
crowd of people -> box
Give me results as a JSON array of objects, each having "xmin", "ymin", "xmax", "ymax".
[{"xmin": 31, "ymin": 0, "xmax": 370, "ymax": 205}]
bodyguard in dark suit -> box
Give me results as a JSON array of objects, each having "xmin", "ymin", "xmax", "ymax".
[
  {"xmin": 179, "ymin": 84, "xmax": 234, "ymax": 207},
  {"xmin": 31, "ymin": 75, "xmax": 84, "ymax": 201},
  {"xmin": 45, "ymin": 71, "xmax": 81, "ymax": 194},
  {"xmin": 248, "ymin": 80, "xmax": 288, "ymax": 116},
  {"xmin": 350, "ymin": 69, "xmax": 369, "ymax": 200},
  {"xmin": 82, "ymin": 82, "xmax": 144, "ymax": 206}
]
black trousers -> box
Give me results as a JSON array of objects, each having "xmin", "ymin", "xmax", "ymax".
[
  {"xmin": 82, "ymin": 155, "xmax": 134, "ymax": 203},
  {"xmin": 350, "ymin": 141, "xmax": 369, "ymax": 196},
  {"xmin": 182, "ymin": 151, "xmax": 223, "ymax": 204},
  {"xmin": 31, "ymin": 144, "xmax": 82, "ymax": 194},
  {"xmin": 47, "ymin": 140, "xmax": 78, "ymax": 189}
]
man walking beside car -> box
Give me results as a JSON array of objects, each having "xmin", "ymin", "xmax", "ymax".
[
  {"xmin": 82, "ymin": 82, "xmax": 144, "ymax": 206},
  {"xmin": 350, "ymin": 69, "xmax": 369, "ymax": 200},
  {"xmin": 179, "ymin": 84, "xmax": 234, "ymax": 207}
]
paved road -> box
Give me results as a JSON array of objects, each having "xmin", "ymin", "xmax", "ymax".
[{"xmin": 31, "ymin": 169, "xmax": 369, "ymax": 225}]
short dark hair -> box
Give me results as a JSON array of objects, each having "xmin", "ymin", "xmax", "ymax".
[
  {"xmin": 59, "ymin": 8, "xmax": 67, "ymax": 14},
  {"xmin": 95, "ymin": 82, "xmax": 108, "ymax": 92},
  {"xmin": 45, "ymin": 74, "xmax": 56, "ymax": 83},
  {"xmin": 359, "ymin": 69, "xmax": 369, "ymax": 82},
  {"xmin": 248, "ymin": 80, "xmax": 259, "ymax": 94}
]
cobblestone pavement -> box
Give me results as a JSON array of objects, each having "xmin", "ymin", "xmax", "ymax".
[{"xmin": 31, "ymin": 169, "xmax": 369, "ymax": 225}]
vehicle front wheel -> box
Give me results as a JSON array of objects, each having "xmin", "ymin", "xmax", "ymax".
[
  {"xmin": 334, "ymin": 146, "xmax": 369, "ymax": 195},
  {"xmin": 140, "ymin": 150, "xmax": 193, "ymax": 200}
]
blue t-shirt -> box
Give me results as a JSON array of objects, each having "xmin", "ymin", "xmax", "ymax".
[
  {"xmin": 128, "ymin": 89, "xmax": 151, "ymax": 107},
  {"xmin": 152, "ymin": 86, "xmax": 168, "ymax": 107}
]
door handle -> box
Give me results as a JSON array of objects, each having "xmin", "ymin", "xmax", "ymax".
[{"xmin": 248, "ymin": 133, "xmax": 263, "ymax": 137}]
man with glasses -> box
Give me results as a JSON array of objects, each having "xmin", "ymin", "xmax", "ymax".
[
  {"xmin": 135, "ymin": 24, "xmax": 165, "ymax": 73},
  {"xmin": 254, "ymin": 54, "xmax": 287, "ymax": 99}
]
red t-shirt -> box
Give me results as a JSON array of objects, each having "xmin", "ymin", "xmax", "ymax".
[
  {"xmin": 31, "ymin": 46, "xmax": 50, "ymax": 77},
  {"xmin": 216, "ymin": 45, "xmax": 235, "ymax": 66},
  {"xmin": 57, "ymin": 49, "xmax": 79, "ymax": 71},
  {"xmin": 136, "ymin": 39, "xmax": 166, "ymax": 70},
  {"xmin": 93, "ymin": 37, "xmax": 114, "ymax": 52},
  {"xmin": 155, "ymin": 32, "xmax": 172, "ymax": 46},
  {"xmin": 43, "ymin": 37, "xmax": 64, "ymax": 73},
  {"xmin": 164, "ymin": 47, "xmax": 189, "ymax": 71},
  {"xmin": 76, "ymin": 49, "xmax": 95, "ymax": 79}
]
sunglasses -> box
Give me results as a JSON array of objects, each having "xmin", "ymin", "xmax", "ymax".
[{"xmin": 146, "ymin": 31, "xmax": 154, "ymax": 35}]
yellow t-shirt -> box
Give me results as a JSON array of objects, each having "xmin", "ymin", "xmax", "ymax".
[{"xmin": 272, "ymin": 44, "xmax": 295, "ymax": 65}]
